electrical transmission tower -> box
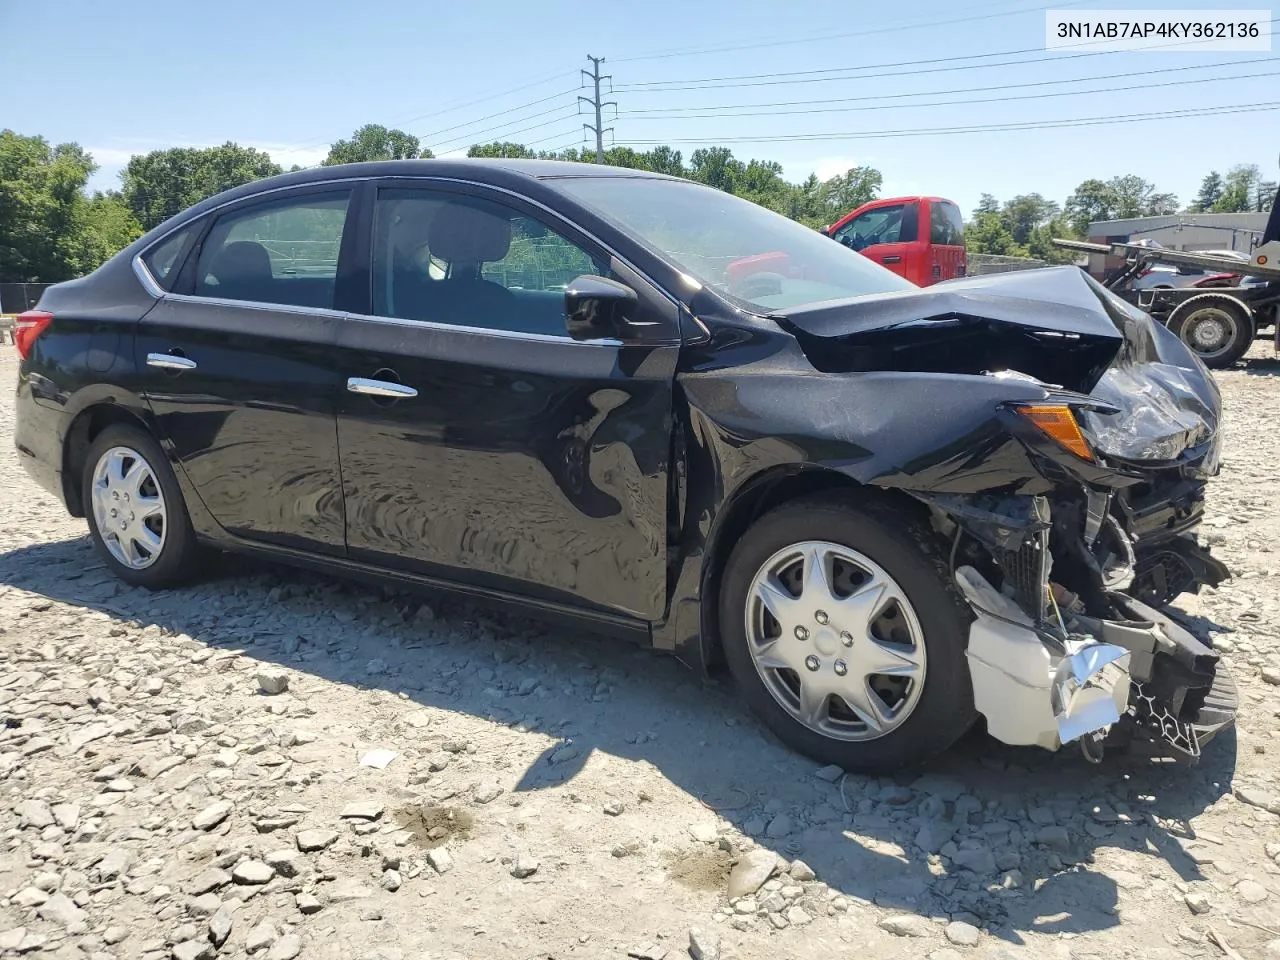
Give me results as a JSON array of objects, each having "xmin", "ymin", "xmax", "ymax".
[{"xmin": 579, "ymin": 55, "xmax": 615, "ymax": 164}]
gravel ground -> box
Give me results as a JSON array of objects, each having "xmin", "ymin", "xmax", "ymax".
[{"xmin": 2, "ymin": 346, "xmax": 1279, "ymax": 960}]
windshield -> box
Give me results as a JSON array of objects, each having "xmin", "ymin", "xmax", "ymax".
[{"xmin": 555, "ymin": 176, "xmax": 915, "ymax": 311}]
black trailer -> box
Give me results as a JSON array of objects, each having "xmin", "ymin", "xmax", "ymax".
[{"xmin": 1053, "ymin": 189, "xmax": 1280, "ymax": 368}]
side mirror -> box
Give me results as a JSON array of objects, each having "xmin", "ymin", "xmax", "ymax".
[
  {"xmin": 819, "ymin": 224, "xmax": 831, "ymax": 236},
  {"xmin": 565, "ymin": 275, "xmax": 638, "ymax": 341}
]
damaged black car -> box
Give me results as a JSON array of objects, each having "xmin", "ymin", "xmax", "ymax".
[{"xmin": 12, "ymin": 160, "xmax": 1236, "ymax": 771}]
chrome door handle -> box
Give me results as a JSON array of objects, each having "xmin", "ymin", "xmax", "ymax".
[
  {"xmin": 146, "ymin": 353, "xmax": 197, "ymax": 371},
  {"xmin": 347, "ymin": 377, "xmax": 417, "ymax": 399}
]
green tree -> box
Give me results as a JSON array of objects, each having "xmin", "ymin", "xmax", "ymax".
[
  {"xmin": 1026, "ymin": 216, "xmax": 1080, "ymax": 264},
  {"xmin": 688, "ymin": 147, "xmax": 744, "ymax": 192},
  {"xmin": 324, "ymin": 124, "xmax": 427, "ymax": 165},
  {"xmin": 1064, "ymin": 179, "xmax": 1115, "ymax": 235},
  {"xmin": 467, "ymin": 142, "xmax": 536, "ymax": 159},
  {"xmin": 1192, "ymin": 171, "xmax": 1224, "ymax": 212},
  {"xmin": 121, "ymin": 143, "xmax": 282, "ymax": 230},
  {"xmin": 1256, "ymin": 179, "xmax": 1278, "ymax": 213},
  {"xmin": 1001, "ymin": 193, "xmax": 1060, "ymax": 245},
  {"xmin": 973, "ymin": 193, "xmax": 1000, "ymax": 217},
  {"xmin": 637, "ymin": 146, "xmax": 685, "ymax": 177},
  {"xmin": 80, "ymin": 192, "xmax": 144, "ymax": 265},
  {"xmin": 966, "ymin": 210, "xmax": 1024, "ymax": 256},
  {"xmin": 1213, "ymin": 164, "xmax": 1260, "ymax": 213}
]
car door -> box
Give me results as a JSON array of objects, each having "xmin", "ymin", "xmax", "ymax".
[
  {"xmin": 134, "ymin": 186, "xmax": 356, "ymax": 555},
  {"xmin": 832, "ymin": 201, "xmax": 919, "ymax": 282},
  {"xmin": 927, "ymin": 200, "xmax": 967, "ymax": 283},
  {"xmin": 334, "ymin": 180, "xmax": 681, "ymax": 621}
]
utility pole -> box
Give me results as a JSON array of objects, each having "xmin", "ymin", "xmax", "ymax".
[{"xmin": 579, "ymin": 55, "xmax": 615, "ymax": 164}]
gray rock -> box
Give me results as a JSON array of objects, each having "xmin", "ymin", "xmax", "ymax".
[
  {"xmin": 268, "ymin": 935, "xmax": 303, "ymax": 960},
  {"xmin": 1035, "ymin": 825, "xmax": 1070, "ymax": 849},
  {"xmin": 256, "ymin": 670, "xmax": 289, "ymax": 695},
  {"xmin": 510, "ymin": 854, "xmax": 539, "ymax": 879},
  {"xmin": 12, "ymin": 887, "xmax": 47, "ymax": 907},
  {"xmin": 97, "ymin": 847, "xmax": 133, "ymax": 881},
  {"xmin": 187, "ymin": 894, "xmax": 221, "ymax": 917},
  {"xmin": 380, "ymin": 869, "xmax": 402, "ymax": 892},
  {"xmin": 325, "ymin": 881, "xmax": 374, "ymax": 903},
  {"xmin": 51, "ymin": 803, "xmax": 81, "ymax": 831},
  {"xmin": 338, "ymin": 801, "xmax": 383, "ymax": 821},
  {"xmin": 184, "ymin": 868, "xmax": 231, "ymax": 896},
  {"xmin": 604, "ymin": 802, "xmax": 625, "ymax": 816},
  {"xmin": 295, "ymin": 829, "xmax": 338, "ymax": 852},
  {"xmin": 1185, "ymin": 891, "xmax": 1212, "ymax": 915},
  {"xmin": 1262, "ymin": 665, "xmax": 1280, "ymax": 685},
  {"xmin": 173, "ymin": 940, "xmax": 216, "ymax": 960},
  {"xmin": 688, "ymin": 927, "xmax": 720, "ymax": 960},
  {"xmin": 1264, "ymin": 939, "xmax": 1280, "ymax": 959},
  {"xmin": 192, "ymin": 801, "xmax": 233, "ymax": 831},
  {"xmin": 765, "ymin": 814, "xmax": 794, "ymax": 839},
  {"xmin": 627, "ymin": 944, "xmax": 668, "ymax": 960},
  {"xmin": 246, "ymin": 921, "xmax": 278, "ymax": 954},
  {"xmin": 727, "ymin": 849, "xmax": 778, "ymax": 899},
  {"xmin": 879, "ymin": 914, "xmax": 933, "ymax": 937},
  {"xmin": 814, "ymin": 764, "xmax": 844, "ymax": 782},
  {"xmin": 103, "ymin": 926, "xmax": 128, "ymax": 945},
  {"xmin": 1235, "ymin": 785, "xmax": 1280, "ymax": 815},
  {"xmin": 209, "ymin": 906, "xmax": 233, "ymax": 947},
  {"xmin": 295, "ymin": 893, "xmax": 322, "ymax": 914},
  {"xmin": 916, "ymin": 821, "xmax": 955, "ymax": 854},
  {"xmin": 945, "ymin": 921, "xmax": 981, "ymax": 946},
  {"xmin": 548, "ymin": 743, "xmax": 580, "ymax": 765},
  {"xmin": 1237, "ymin": 879, "xmax": 1270, "ymax": 903},
  {"xmin": 232, "ymin": 860, "xmax": 274, "ymax": 885},
  {"xmin": 1027, "ymin": 806, "xmax": 1055, "ymax": 825},
  {"xmin": 426, "ymin": 848, "xmax": 453, "ymax": 874},
  {"xmin": 910, "ymin": 776, "xmax": 967, "ymax": 802},
  {"xmin": 951, "ymin": 844, "xmax": 996, "ymax": 875},
  {"xmin": 788, "ymin": 860, "xmax": 816, "ymax": 882},
  {"xmin": 265, "ymin": 850, "xmax": 305, "ymax": 879},
  {"xmin": 16, "ymin": 799, "xmax": 55, "ymax": 829},
  {"xmin": 472, "ymin": 781, "xmax": 503, "ymax": 805},
  {"xmin": 37, "ymin": 891, "xmax": 87, "ymax": 931}
]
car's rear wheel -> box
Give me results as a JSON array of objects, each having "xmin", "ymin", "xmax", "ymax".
[
  {"xmin": 82, "ymin": 425, "xmax": 203, "ymax": 588},
  {"xmin": 719, "ymin": 494, "xmax": 976, "ymax": 771},
  {"xmin": 1168, "ymin": 295, "xmax": 1254, "ymax": 369}
]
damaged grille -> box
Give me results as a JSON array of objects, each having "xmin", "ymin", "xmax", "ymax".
[{"xmin": 996, "ymin": 530, "xmax": 1049, "ymax": 622}]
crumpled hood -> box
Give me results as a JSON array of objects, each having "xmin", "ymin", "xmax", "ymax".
[{"xmin": 773, "ymin": 266, "xmax": 1221, "ymax": 464}]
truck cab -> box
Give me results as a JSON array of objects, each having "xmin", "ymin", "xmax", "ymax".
[{"xmin": 824, "ymin": 196, "xmax": 967, "ymax": 287}]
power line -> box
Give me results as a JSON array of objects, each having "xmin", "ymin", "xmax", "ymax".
[
  {"xmin": 413, "ymin": 88, "xmax": 580, "ymax": 142},
  {"xmin": 613, "ymin": 0, "xmax": 1096, "ymax": 63},
  {"xmin": 615, "ymin": 101, "xmax": 1280, "ymax": 145},
  {"xmin": 431, "ymin": 111, "xmax": 584, "ymax": 154},
  {"xmin": 621, "ymin": 65, "xmax": 1280, "ymax": 121},
  {"xmin": 623, "ymin": 56, "xmax": 1278, "ymax": 115},
  {"xmin": 615, "ymin": 24, "xmax": 1280, "ymax": 93}
]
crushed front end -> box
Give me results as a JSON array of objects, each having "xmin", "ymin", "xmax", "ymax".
[{"xmin": 774, "ymin": 266, "xmax": 1238, "ymax": 761}]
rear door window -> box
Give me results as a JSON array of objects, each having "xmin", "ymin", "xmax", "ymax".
[
  {"xmin": 193, "ymin": 191, "xmax": 351, "ymax": 309},
  {"xmin": 930, "ymin": 201, "xmax": 965, "ymax": 246}
]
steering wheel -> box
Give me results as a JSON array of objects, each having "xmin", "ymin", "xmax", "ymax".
[{"xmin": 732, "ymin": 271, "xmax": 786, "ymax": 299}]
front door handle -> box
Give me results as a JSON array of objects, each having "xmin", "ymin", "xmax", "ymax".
[
  {"xmin": 882, "ymin": 256, "xmax": 903, "ymax": 264},
  {"xmin": 147, "ymin": 352, "xmax": 198, "ymax": 371},
  {"xmin": 347, "ymin": 377, "xmax": 418, "ymax": 399}
]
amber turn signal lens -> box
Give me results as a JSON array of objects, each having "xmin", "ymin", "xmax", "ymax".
[{"xmin": 1016, "ymin": 405, "xmax": 1093, "ymax": 461}]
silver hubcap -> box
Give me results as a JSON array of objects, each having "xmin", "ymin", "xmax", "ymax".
[
  {"xmin": 1185, "ymin": 308, "xmax": 1236, "ymax": 358},
  {"xmin": 745, "ymin": 541, "xmax": 927, "ymax": 741},
  {"xmin": 90, "ymin": 446, "xmax": 167, "ymax": 570}
]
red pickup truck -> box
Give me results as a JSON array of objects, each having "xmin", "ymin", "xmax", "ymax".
[{"xmin": 823, "ymin": 196, "xmax": 967, "ymax": 287}]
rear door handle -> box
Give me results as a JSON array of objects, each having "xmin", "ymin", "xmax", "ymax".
[
  {"xmin": 883, "ymin": 256, "xmax": 903, "ymax": 264},
  {"xmin": 147, "ymin": 352, "xmax": 197, "ymax": 371},
  {"xmin": 347, "ymin": 377, "xmax": 418, "ymax": 399}
]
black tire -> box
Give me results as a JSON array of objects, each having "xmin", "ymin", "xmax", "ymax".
[
  {"xmin": 81, "ymin": 424, "xmax": 204, "ymax": 588},
  {"xmin": 1168, "ymin": 294, "xmax": 1255, "ymax": 369},
  {"xmin": 719, "ymin": 493, "xmax": 977, "ymax": 772}
]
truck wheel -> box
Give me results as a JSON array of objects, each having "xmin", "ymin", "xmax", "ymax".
[
  {"xmin": 718, "ymin": 494, "xmax": 977, "ymax": 772},
  {"xmin": 1168, "ymin": 294, "xmax": 1255, "ymax": 369}
]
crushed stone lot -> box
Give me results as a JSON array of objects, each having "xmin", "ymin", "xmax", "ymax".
[{"xmin": 2, "ymin": 347, "xmax": 1280, "ymax": 960}]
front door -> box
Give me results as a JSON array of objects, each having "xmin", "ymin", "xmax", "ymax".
[
  {"xmin": 135, "ymin": 187, "xmax": 354, "ymax": 554},
  {"xmin": 832, "ymin": 201, "xmax": 920, "ymax": 283},
  {"xmin": 334, "ymin": 182, "xmax": 680, "ymax": 620}
]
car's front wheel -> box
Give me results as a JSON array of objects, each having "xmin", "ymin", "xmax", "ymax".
[
  {"xmin": 719, "ymin": 494, "xmax": 976, "ymax": 771},
  {"xmin": 82, "ymin": 424, "xmax": 203, "ymax": 588}
]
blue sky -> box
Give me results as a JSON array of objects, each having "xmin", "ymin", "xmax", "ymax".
[{"xmin": 3, "ymin": 0, "xmax": 1276, "ymax": 216}]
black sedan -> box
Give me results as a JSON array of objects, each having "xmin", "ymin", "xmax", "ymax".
[{"xmin": 12, "ymin": 159, "xmax": 1236, "ymax": 770}]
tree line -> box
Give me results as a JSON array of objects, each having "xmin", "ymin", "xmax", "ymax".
[{"xmin": 2, "ymin": 123, "xmax": 1275, "ymax": 283}]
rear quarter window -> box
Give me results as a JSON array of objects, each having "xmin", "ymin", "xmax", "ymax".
[
  {"xmin": 140, "ymin": 225, "xmax": 197, "ymax": 290},
  {"xmin": 930, "ymin": 202, "xmax": 965, "ymax": 246}
]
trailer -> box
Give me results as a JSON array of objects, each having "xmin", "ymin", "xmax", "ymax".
[{"xmin": 1052, "ymin": 189, "xmax": 1280, "ymax": 369}]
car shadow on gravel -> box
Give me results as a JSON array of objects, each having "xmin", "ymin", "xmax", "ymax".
[{"xmin": 0, "ymin": 535, "xmax": 1238, "ymax": 945}]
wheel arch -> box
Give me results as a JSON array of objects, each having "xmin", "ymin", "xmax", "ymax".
[
  {"xmin": 696, "ymin": 465, "xmax": 931, "ymax": 673},
  {"xmin": 62, "ymin": 403, "xmax": 155, "ymax": 517}
]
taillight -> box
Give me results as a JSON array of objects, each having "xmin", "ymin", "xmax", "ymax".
[
  {"xmin": 1136, "ymin": 268, "xmax": 1152, "ymax": 278},
  {"xmin": 1015, "ymin": 404, "xmax": 1094, "ymax": 462},
  {"xmin": 14, "ymin": 310, "xmax": 53, "ymax": 360}
]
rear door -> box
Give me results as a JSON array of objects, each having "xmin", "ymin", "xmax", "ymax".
[
  {"xmin": 927, "ymin": 200, "xmax": 967, "ymax": 283},
  {"xmin": 831, "ymin": 201, "xmax": 919, "ymax": 282},
  {"xmin": 134, "ymin": 186, "xmax": 355, "ymax": 555},
  {"xmin": 334, "ymin": 180, "xmax": 681, "ymax": 620}
]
